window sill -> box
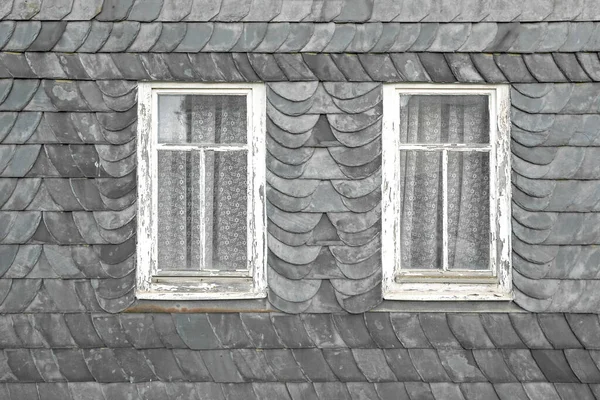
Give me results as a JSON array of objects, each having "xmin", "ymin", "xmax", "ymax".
[
  {"xmin": 137, "ymin": 278, "xmax": 267, "ymax": 300},
  {"xmin": 383, "ymin": 282, "xmax": 513, "ymax": 302}
]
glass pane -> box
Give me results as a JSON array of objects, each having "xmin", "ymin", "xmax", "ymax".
[
  {"xmin": 447, "ymin": 152, "xmax": 490, "ymax": 270},
  {"xmin": 158, "ymin": 94, "xmax": 247, "ymax": 144},
  {"xmin": 157, "ymin": 150, "xmax": 203, "ymax": 271},
  {"xmin": 400, "ymin": 151, "xmax": 443, "ymax": 270},
  {"xmin": 204, "ymin": 151, "xmax": 248, "ymax": 271},
  {"xmin": 399, "ymin": 95, "xmax": 489, "ymax": 144}
]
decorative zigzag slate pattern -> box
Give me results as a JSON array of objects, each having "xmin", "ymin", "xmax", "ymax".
[
  {"xmin": 6, "ymin": 22, "xmax": 600, "ymax": 54},
  {"xmin": 3, "ymin": 53, "xmax": 600, "ymax": 83},
  {"xmin": 265, "ymin": 82, "xmax": 382, "ymax": 313},
  {"xmin": 0, "ymin": 0, "xmax": 598, "ymax": 22}
]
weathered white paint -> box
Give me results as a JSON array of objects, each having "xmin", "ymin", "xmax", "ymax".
[
  {"xmin": 382, "ymin": 83, "xmax": 512, "ymax": 301},
  {"xmin": 137, "ymin": 82, "xmax": 267, "ymax": 300}
]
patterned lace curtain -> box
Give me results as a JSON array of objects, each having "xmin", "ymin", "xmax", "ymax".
[
  {"xmin": 399, "ymin": 95, "xmax": 490, "ymax": 271},
  {"xmin": 157, "ymin": 95, "xmax": 247, "ymax": 272}
]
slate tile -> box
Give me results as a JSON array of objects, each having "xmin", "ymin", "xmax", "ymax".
[
  {"xmin": 170, "ymin": 349, "xmax": 212, "ymax": 381},
  {"xmin": 32, "ymin": 314, "xmax": 76, "ymax": 348},
  {"xmin": 389, "ymin": 53, "xmax": 430, "ymax": 82},
  {"xmin": 494, "ymin": 383, "xmax": 529, "ymax": 400},
  {"xmin": 143, "ymin": 349, "xmax": 186, "ymax": 382},
  {"xmin": 195, "ymin": 382, "xmax": 226, "ymax": 400},
  {"xmin": 138, "ymin": 53, "xmax": 173, "ymax": 80},
  {"xmin": 358, "ymin": 54, "xmax": 401, "ymax": 82},
  {"xmin": 332, "ymin": 314, "xmax": 375, "ymax": 348},
  {"xmin": 12, "ymin": 314, "xmax": 47, "ymax": 347},
  {"xmin": 56, "ymin": 54, "xmax": 91, "ymax": 80},
  {"xmin": 382, "ymin": 349, "xmax": 421, "ymax": 381},
  {"xmin": 522, "ymin": 382, "xmax": 561, "ymax": 400},
  {"xmin": 330, "ymin": 54, "xmax": 372, "ymax": 82},
  {"xmin": 110, "ymin": 53, "xmax": 150, "ymax": 80},
  {"xmin": 37, "ymin": 383, "xmax": 71, "ymax": 400},
  {"xmin": 552, "ymin": 53, "xmax": 592, "ymax": 82},
  {"xmin": 0, "ymin": 54, "xmax": 36, "ymax": 79},
  {"xmin": 554, "ymin": 383, "xmax": 596, "ymax": 400},
  {"xmin": 506, "ymin": 316, "xmax": 547, "ymax": 349},
  {"xmin": 460, "ymin": 383, "xmax": 500, "ymax": 400},
  {"xmin": 152, "ymin": 23, "xmax": 188, "ymax": 52},
  {"xmin": 409, "ymin": 349, "xmax": 451, "ymax": 382},
  {"xmin": 112, "ymin": 348, "xmax": 156, "ymax": 383},
  {"xmin": 301, "ymin": 314, "xmax": 346, "ymax": 349},
  {"xmin": 5, "ymin": 349, "xmax": 43, "ymax": 382},
  {"xmin": 239, "ymin": 314, "xmax": 282, "ymax": 348},
  {"xmin": 83, "ymin": 348, "xmax": 127, "ymax": 383},
  {"xmin": 430, "ymin": 383, "xmax": 466, "ymax": 400},
  {"xmin": 120, "ymin": 314, "xmax": 163, "ymax": 349},
  {"xmin": 230, "ymin": 349, "xmax": 278, "ymax": 382},
  {"xmin": 164, "ymin": 382, "xmax": 202, "ymax": 400},
  {"xmin": 53, "ymin": 349, "xmax": 94, "ymax": 382},
  {"xmin": 136, "ymin": 382, "xmax": 170, "ymax": 400},
  {"xmin": 28, "ymin": 22, "xmax": 67, "ymax": 52},
  {"xmin": 446, "ymin": 53, "xmax": 484, "ymax": 82},
  {"xmin": 206, "ymin": 314, "xmax": 252, "ymax": 349},
  {"xmin": 262, "ymin": 349, "xmax": 305, "ymax": 381},
  {"xmin": 373, "ymin": 382, "xmax": 410, "ymax": 400},
  {"xmin": 364, "ymin": 313, "xmax": 403, "ymax": 349},
  {"xmin": 418, "ymin": 53, "xmax": 456, "ymax": 82},
  {"xmin": 313, "ymin": 382, "xmax": 351, "ymax": 400},
  {"xmin": 292, "ymin": 349, "xmax": 337, "ymax": 382},
  {"xmin": 531, "ymin": 350, "xmax": 579, "ymax": 383},
  {"xmin": 389, "ymin": 313, "xmax": 431, "ymax": 348},
  {"xmin": 247, "ymin": 54, "xmax": 287, "ymax": 81},
  {"xmin": 472, "ymin": 350, "xmax": 517, "ymax": 383},
  {"xmin": 469, "ymin": 54, "xmax": 507, "ymax": 83},
  {"xmin": 173, "ymin": 314, "xmax": 221, "ymax": 350},
  {"xmin": 538, "ymin": 314, "xmax": 583, "ymax": 349},
  {"xmin": 78, "ymin": 21, "xmax": 113, "ymax": 53},
  {"xmin": 200, "ymin": 350, "xmax": 244, "ymax": 383},
  {"xmin": 128, "ymin": 0, "xmax": 163, "ymax": 21},
  {"xmin": 253, "ymin": 383, "xmax": 292, "ymax": 400},
  {"xmin": 96, "ymin": 0, "xmax": 135, "ymax": 21},
  {"xmin": 564, "ymin": 349, "xmax": 600, "ymax": 383},
  {"xmin": 7, "ymin": 383, "xmax": 39, "ymax": 400},
  {"xmin": 25, "ymin": 53, "xmax": 67, "ymax": 80},
  {"xmin": 419, "ymin": 314, "xmax": 462, "ymax": 350},
  {"xmin": 447, "ymin": 315, "xmax": 494, "ymax": 349},
  {"xmin": 274, "ymin": 54, "xmax": 316, "ymax": 81},
  {"xmin": 565, "ymin": 314, "xmax": 600, "ymax": 349},
  {"xmin": 438, "ymin": 350, "xmax": 487, "ymax": 383},
  {"xmin": 480, "ymin": 315, "xmax": 525, "ymax": 349},
  {"xmin": 345, "ymin": 382, "xmax": 380, "ymax": 400},
  {"xmin": 523, "ymin": 54, "xmax": 567, "ymax": 82},
  {"xmin": 404, "ymin": 382, "xmax": 435, "ymax": 400},
  {"xmin": 101, "ymin": 383, "xmax": 140, "ymax": 400},
  {"xmin": 351, "ymin": 349, "xmax": 396, "ymax": 382},
  {"xmin": 502, "ymin": 350, "xmax": 546, "ymax": 382},
  {"xmin": 272, "ymin": 315, "xmax": 314, "ymax": 349},
  {"xmin": 0, "ymin": 316, "xmax": 22, "ymax": 348},
  {"xmin": 283, "ymin": 383, "xmax": 318, "ymax": 400},
  {"xmin": 4, "ymin": 22, "xmax": 41, "ymax": 52},
  {"xmin": 92, "ymin": 315, "xmax": 131, "ymax": 348}
]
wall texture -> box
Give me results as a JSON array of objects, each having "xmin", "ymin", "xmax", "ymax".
[{"xmin": 2, "ymin": 0, "xmax": 600, "ymax": 398}]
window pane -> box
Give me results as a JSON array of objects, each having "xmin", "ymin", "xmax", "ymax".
[
  {"xmin": 158, "ymin": 94, "xmax": 247, "ymax": 144},
  {"xmin": 157, "ymin": 150, "xmax": 203, "ymax": 271},
  {"xmin": 399, "ymin": 95, "xmax": 489, "ymax": 144},
  {"xmin": 400, "ymin": 151, "xmax": 443, "ymax": 270},
  {"xmin": 447, "ymin": 152, "xmax": 490, "ymax": 270},
  {"xmin": 205, "ymin": 151, "xmax": 248, "ymax": 271}
]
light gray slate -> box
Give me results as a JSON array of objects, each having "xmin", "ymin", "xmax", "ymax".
[{"xmin": 4, "ymin": 22, "xmax": 41, "ymax": 52}]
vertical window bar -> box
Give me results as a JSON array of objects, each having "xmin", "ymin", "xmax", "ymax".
[{"xmin": 442, "ymin": 149, "xmax": 449, "ymax": 271}]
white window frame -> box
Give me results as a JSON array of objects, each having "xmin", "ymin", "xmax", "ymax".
[
  {"xmin": 136, "ymin": 82, "xmax": 266, "ymax": 300},
  {"xmin": 382, "ymin": 84, "xmax": 512, "ymax": 301}
]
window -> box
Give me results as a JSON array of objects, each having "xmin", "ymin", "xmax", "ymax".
[
  {"xmin": 382, "ymin": 84, "xmax": 511, "ymax": 301},
  {"xmin": 136, "ymin": 83, "xmax": 266, "ymax": 300}
]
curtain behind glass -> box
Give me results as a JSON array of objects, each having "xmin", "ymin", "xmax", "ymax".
[
  {"xmin": 157, "ymin": 95, "xmax": 247, "ymax": 272},
  {"xmin": 399, "ymin": 95, "xmax": 490, "ymax": 271}
]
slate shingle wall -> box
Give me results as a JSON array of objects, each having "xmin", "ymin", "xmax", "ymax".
[{"xmin": 2, "ymin": 1, "xmax": 600, "ymax": 398}]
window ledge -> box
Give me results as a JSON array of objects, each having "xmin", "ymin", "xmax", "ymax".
[{"xmin": 384, "ymin": 282, "xmax": 513, "ymax": 302}]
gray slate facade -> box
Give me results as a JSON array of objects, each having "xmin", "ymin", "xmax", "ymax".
[{"xmin": 2, "ymin": 0, "xmax": 600, "ymax": 398}]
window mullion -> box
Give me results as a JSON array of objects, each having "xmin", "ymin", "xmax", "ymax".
[
  {"xmin": 198, "ymin": 149, "xmax": 206, "ymax": 272},
  {"xmin": 442, "ymin": 149, "xmax": 449, "ymax": 271}
]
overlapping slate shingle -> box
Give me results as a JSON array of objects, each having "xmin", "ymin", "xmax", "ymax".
[
  {"xmin": 6, "ymin": 22, "xmax": 600, "ymax": 53},
  {"xmin": 2, "ymin": 0, "xmax": 600, "ymax": 22}
]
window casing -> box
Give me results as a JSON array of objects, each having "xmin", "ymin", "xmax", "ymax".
[
  {"xmin": 137, "ymin": 83, "xmax": 266, "ymax": 300},
  {"xmin": 382, "ymin": 84, "xmax": 511, "ymax": 301}
]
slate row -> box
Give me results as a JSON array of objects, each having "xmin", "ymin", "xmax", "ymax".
[
  {"xmin": 4, "ymin": 53, "xmax": 600, "ymax": 84},
  {"xmin": 0, "ymin": 0, "xmax": 597, "ymax": 22},
  {"xmin": 0, "ymin": 177, "xmax": 136, "ymax": 211},
  {"xmin": 6, "ymin": 22, "xmax": 600, "ymax": 54},
  {"xmin": 2, "ymin": 347, "xmax": 600, "ymax": 384},
  {"xmin": 0, "ymin": 209, "xmax": 135, "ymax": 245},
  {"xmin": 1, "ymin": 312, "xmax": 599, "ymax": 350},
  {"xmin": 0, "ymin": 111, "xmax": 136, "ymax": 145},
  {"xmin": 4, "ymin": 382, "xmax": 600, "ymax": 400}
]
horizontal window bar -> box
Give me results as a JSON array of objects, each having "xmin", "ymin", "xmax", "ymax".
[{"xmin": 156, "ymin": 143, "xmax": 248, "ymax": 151}]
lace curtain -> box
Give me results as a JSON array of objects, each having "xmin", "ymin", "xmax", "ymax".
[
  {"xmin": 157, "ymin": 95, "xmax": 248, "ymax": 272},
  {"xmin": 399, "ymin": 95, "xmax": 490, "ymax": 271}
]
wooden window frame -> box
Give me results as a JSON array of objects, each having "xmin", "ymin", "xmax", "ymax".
[
  {"xmin": 381, "ymin": 84, "xmax": 512, "ymax": 301},
  {"xmin": 136, "ymin": 82, "xmax": 267, "ymax": 300}
]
